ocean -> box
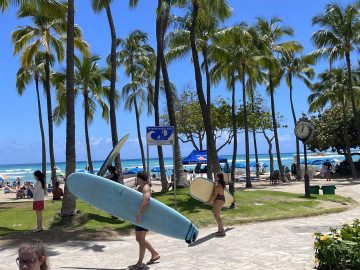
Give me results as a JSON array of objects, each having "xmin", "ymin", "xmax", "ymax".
[{"xmin": 0, "ymin": 152, "xmax": 356, "ymax": 186}]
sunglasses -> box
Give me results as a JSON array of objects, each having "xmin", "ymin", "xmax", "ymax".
[{"xmin": 16, "ymin": 257, "xmax": 41, "ymax": 266}]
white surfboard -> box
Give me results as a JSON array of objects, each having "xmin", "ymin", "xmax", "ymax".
[
  {"xmin": 189, "ymin": 177, "xmax": 234, "ymax": 207},
  {"xmin": 98, "ymin": 134, "xmax": 130, "ymax": 177}
]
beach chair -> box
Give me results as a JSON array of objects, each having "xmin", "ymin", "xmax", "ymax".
[{"xmin": 270, "ymin": 170, "xmax": 279, "ymax": 184}]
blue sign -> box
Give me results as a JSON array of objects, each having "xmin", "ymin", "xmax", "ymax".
[{"xmin": 146, "ymin": 126, "xmax": 175, "ymax": 145}]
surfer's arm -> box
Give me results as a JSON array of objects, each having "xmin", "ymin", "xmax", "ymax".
[
  {"xmin": 205, "ymin": 184, "xmax": 218, "ymax": 204},
  {"xmin": 136, "ymin": 186, "xmax": 151, "ymax": 224}
]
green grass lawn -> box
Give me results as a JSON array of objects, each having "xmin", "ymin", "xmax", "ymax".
[{"xmin": 0, "ymin": 188, "xmax": 356, "ymax": 236}]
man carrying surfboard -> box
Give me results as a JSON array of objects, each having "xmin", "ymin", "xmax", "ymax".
[{"xmin": 132, "ymin": 171, "xmax": 160, "ymax": 270}]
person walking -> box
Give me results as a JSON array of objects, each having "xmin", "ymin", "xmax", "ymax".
[
  {"xmin": 26, "ymin": 170, "xmax": 46, "ymax": 232},
  {"xmin": 205, "ymin": 172, "xmax": 226, "ymax": 236},
  {"xmin": 131, "ymin": 171, "xmax": 160, "ymax": 270}
]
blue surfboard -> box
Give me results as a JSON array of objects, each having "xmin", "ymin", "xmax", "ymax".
[
  {"xmin": 98, "ymin": 134, "xmax": 130, "ymax": 177},
  {"xmin": 67, "ymin": 173, "xmax": 198, "ymax": 243}
]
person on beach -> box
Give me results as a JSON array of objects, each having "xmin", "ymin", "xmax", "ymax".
[
  {"xmin": 105, "ymin": 165, "xmax": 118, "ymax": 182},
  {"xmin": 17, "ymin": 240, "xmax": 49, "ymax": 270},
  {"xmin": 26, "ymin": 170, "xmax": 46, "ymax": 232},
  {"xmin": 52, "ymin": 181, "xmax": 63, "ymax": 200},
  {"xmin": 131, "ymin": 171, "xmax": 160, "ymax": 270},
  {"xmin": 205, "ymin": 172, "xmax": 226, "ymax": 236},
  {"xmin": 323, "ymin": 160, "xmax": 332, "ymax": 181}
]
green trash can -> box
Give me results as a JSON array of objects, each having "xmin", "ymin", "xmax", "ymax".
[
  {"xmin": 309, "ymin": 185, "xmax": 320, "ymax": 194},
  {"xmin": 321, "ymin": 185, "xmax": 336, "ymax": 195}
]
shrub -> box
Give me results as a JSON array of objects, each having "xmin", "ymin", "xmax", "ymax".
[{"xmin": 313, "ymin": 219, "xmax": 360, "ymax": 269}]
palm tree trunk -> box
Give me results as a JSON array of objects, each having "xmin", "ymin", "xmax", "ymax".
[
  {"xmin": 289, "ymin": 74, "xmax": 301, "ymax": 180},
  {"xmin": 345, "ymin": 52, "xmax": 360, "ymax": 151},
  {"xmin": 61, "ymin": 0, "xmax": 76, "ymax": 216},
  {"xmin": 106, "ymin": 5, "xmax": 123, "ymax": 184},
  {"xmin": 157, "ymin": 5, "xmax": 186, "ymax": 187},
  {"xmin": 203, "ymin": 48, "xmax": 219, "ymax": 173},
  {"xmin": 342, "ymin": 105, "xmax": 357, "ymax": 179},
  {"xmin": 45, "ymin": 52, "xmax": 56, "ymax": 186},
  {"xmin": 250, "ymin": 92, "xmax": 259, "ymax": 178},
  {"xmin": 133, "ymin": 100, "xmax": 146, "ymax": 170},
  {"xmin": 190, "ymin": 1, "xmax": 220, "ymax": 179},
  {"xmin": 241, "ymin": 64, "xmax": 252, "ymax": 188},
  {"xmin": 35, "ymin": 78, "xmax": 46, "ymax": 175},
  {"xmin": 263, "ymin": 131, "xmax": 274, "ymax": 175},
  {"xmin": 229, "ymin": 72, "xmax": 237, "ymax": 202},
  {"xmin": 155, "ymin": 8, "xmax": 168, "ymax": 191},
  {"xmin": 84, "ymin": 94, "xmax": 94, "ymax": 174},
  {"xmin": 269, "ymin": 73, "xmax": 286, "ymax": 182}
]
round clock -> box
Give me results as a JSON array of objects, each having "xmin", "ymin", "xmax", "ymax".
[{"xmin": 294, "ymin": 121, "xmax": 313, "ymax": 142}]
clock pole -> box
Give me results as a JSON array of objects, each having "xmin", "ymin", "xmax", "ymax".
[
  {"xmin": 294, "ymin": 113, "xmax": 314, "ymax": 198},
  {"xmin": 303, "ymin": 143, "xmax": 310, "ymax": 197}
]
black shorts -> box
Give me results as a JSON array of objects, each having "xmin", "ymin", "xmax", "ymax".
[{"xmin": 135, "ymin": 225, "xmax": 148, "ymax": 232}]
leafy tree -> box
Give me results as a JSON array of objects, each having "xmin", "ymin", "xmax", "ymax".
[
  {"xmin": 155, "ymin": 0, "xmax": 188, "ymax": 187},
  {"xmin": 15, "ymin": 52, "xmax": 52, "ymax": 175},
  {"xmin": 91, "ymin": 0, "xmax": 140, "ymax": 180},
  {"xmin": 11, "ymin": 1, "xmax": 89, "ymax": 186},
  {"xmin": 308, "ymin": 68, "xmax": 360, "ymax": 179},
  {"xmin": 247, "ymin": 93, "xmax": 287, "ymax": 175},
  {"xmin": 162, "ymin": 84, "xmax": 233, "ymax": 151},
  {"xmin": 255, "ymin": 17, "xmax": 301, "ymax": 182},
  {"xmin": 311, "ymin": 2, "xmax": 360, "ymax": 148},
  {"xmin": 52, "ymin": 55, "xmax": 109, "ymax": 175},
  {"xmin": 187, "ymin": 0, "xmax": 230, "ymax": 179},
  {"xmin": 280, "ymin": 48, "xmax": 315, "ymax": 180},
  {"xmin": 117, "ymin": 30, "xmax": 154, "ymax": 170}
]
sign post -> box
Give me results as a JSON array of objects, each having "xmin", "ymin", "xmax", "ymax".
[{"xmin": 146, "ymin": 126, "xmax": 177, "ymax": 210}]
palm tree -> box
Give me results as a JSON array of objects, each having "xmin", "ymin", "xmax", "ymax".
[
  {"xmin": 61, "ymin": 0, "xmax": 75, "ymax": 217},
  {"xmin": 308, "ymin": 68, "xmax": 358, "ymax": 179},
  {"xmin": 117, "ymin": 30, "xmax": 154, "ymax": 170},
  {"xmin": 53, "ymin": 55, "xmax": 109, "ymax": 175},
  {"xmin": 11, "ymin": 2, "xmax": 89, "ymax": 186},
  {"xmin": 311, "ymin": 2, "xmax": 360, "ymax": 149},
  {"xmin": 156, "ymin": 0, "xmax": 188, "ymax": 187},
  {"xmin": 91, "ymin": 0, "xmax": 141, "ymax": 181},
  {"xmin": 188, "ymin": 0, "xmax": 230, "ymax": 178},
  {"xmin": 1, "ymin": 0, "xmax": 65, "ymax": 14},
  {"xmin": 280, "ymin": 49, "xmax": 315, "ymax": 180},
  {"xmin": 255, "ymin": 17, "xmax": 301, "ymax": 182},
  {"xmin": 211, "ymin": 24, "xmax": 260, "ymax": 187},
  {"xmin": 15, "ymin": 52, "xmax": 52, "ymax": 175}
]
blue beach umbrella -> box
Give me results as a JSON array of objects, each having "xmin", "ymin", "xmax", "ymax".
[
  {"xmin": 151, "ymin": 167, "xmax": 167, "ymax": 172},
  {"xmin": 123, "ymin": 168, "xmax": 143, "ymax": 175},
  {"xmin": 300, "ymin": 160, "xmax": 311, "ymax": 164},
  {"xmin": 234, "ymin": 163, "xmax": 246, "ymax": 168},
  {"xmin": 262, "ymin": 163, "xmax": 269, "ymax": 167},
  {"xmin": 249, "ymin": 162, "xmax": 257, "ymax": 167},
  {"xmin": 311, "ymin": 160, "xmax": 323, "ymax": 165}
]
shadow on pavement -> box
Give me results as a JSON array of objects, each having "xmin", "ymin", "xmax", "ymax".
[{"xmin": 188, "ymin": 227, "xmax": 234, "ymax": 247}]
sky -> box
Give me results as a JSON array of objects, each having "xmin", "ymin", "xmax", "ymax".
[{"xmin": 0, "ymin": 0, "xmax": 356, "ymax": 165}]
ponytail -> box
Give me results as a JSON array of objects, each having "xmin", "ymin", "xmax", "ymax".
[
  {"xmin": 33, "ymin": 170, "xmax": 46, "ymax": 190},
  {"xmin": 216, "ymin": 172, "xmax": 225, "ymax": 189}
]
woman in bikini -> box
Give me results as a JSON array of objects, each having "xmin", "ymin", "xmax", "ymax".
[{"xmin": 205, "ymin": 172, "xmax": 226, "ymax": 236}]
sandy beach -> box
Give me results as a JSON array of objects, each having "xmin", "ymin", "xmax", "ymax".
[{"xmin": 1, "ymin": 173, "xmax": 359, "ymax": 203}]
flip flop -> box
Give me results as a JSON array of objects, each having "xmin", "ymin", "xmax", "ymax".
[
  {"xmin": 129, "ymin": 265, "xmax": 143, "ymax": 270},
  {"xmin": 147, "ymin": 255, "xmax": 160, "ymax": 264},
  {"xmin": 216, "ymin": 232, "xmax": 226, "ymax": 237}
]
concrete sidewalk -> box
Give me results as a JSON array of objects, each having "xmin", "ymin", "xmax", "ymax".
[{"xmin": 1, "ymin": 180, "xmax": 360, "ymax": 270}]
